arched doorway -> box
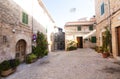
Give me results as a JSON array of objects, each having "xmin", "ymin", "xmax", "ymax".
[{"xmin": 16, "ymin": 39, "xmax": 26, "ymax": 62}]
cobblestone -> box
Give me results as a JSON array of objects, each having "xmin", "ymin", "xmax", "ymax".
[{"xmin": 2, "ymin": 48, "xmax": 120, "ymax": 79}]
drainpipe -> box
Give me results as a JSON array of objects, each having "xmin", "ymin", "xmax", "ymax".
[
  {"xmin": 32, "ymin": 0, "xmax": 33, "ymax": 34},
  {"xmin": 31, "ymin": 0, "xmax": 34, "ymax": 48},
  {"xmin": 108, "ymin": 0, "xmax": 111, "ymax": 31},
  {"xmin": 108, "ymin": 0, "xmax": 112, "ymax": 54}
]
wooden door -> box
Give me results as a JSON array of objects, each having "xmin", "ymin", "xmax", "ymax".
[
  {"xmin": 16, "ymin": 40, "xmax": 26, "ymax": 62},
  {"xmin": 117, "ymin": 27, "xmax": 120, "ymax": 56},
  {"xmin": 77, "ymin": 37, "xmax": 83, "ymax": 48}
]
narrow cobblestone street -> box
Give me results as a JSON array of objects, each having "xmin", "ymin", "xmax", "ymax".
[{"xmin": 2, "ymin": 48, "xmax": 120, "ymax": 79}]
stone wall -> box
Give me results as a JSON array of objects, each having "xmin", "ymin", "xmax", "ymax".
[
  {"xmin": 95, "ymin": 0, "xmax": 120, "ymax": 24},
  {"xmin": 0, "ymin": 0, "xmax": 32, "ymax": 62},
  {"xmin": 0, "ymin": 0, "xmax": 55, "ymax": 62},
  {"xmin": 95, "ymin": 0, "xmax": 120, "ymax": 58},
  {"xmin": 64, "ymin": 20, "xmax": 96, "ymax": 50},
  {"xmin": 51, "ymin": 28, "xmax": 65, "ymax": 51},
  {"xmin": 111, "ymin": 10, "xmax": 120, "ymax": 58}
]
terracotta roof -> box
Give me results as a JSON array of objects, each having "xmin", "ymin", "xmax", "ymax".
[{"xmin": 65, "ymin": 20, "xmax": 95, "ymax": 26}]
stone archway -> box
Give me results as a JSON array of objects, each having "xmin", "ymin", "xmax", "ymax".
[{"xmin": 15, "ymin": 39, "xmax": 26, "ymax": 62}]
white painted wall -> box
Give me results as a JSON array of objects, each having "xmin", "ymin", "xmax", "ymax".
[{"xmin": 13, "ymin": 0, "xmax": 55, "ymax": 52}]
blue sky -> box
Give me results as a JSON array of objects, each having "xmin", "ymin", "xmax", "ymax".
[{"xmin": 42, "ymin": 0, "xmax": 95, "ymax": 29}]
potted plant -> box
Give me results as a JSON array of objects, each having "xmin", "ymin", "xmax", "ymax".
[
  {"xmin": 0, "ymin": 59, "xmax": 20, "ymax": 77},
  {"xmin": 95, "ymin": 46, "xmax": 98, "ymax": 52},
  {"xmin": 9, "ymin": 59, "xmax": 20, "ymax": 69},
  {"xmin": 66, "ymin": 40, "xmax": 77, "ymax": 51},
  {"xmin": 102, "ymin": 48, "xmax": 110, "ymax": 58},
  {"xmin": 97, "ymin": 46, "xmax": 104, "ymax": 53},
  {"xmin": 26, "ymin": 53, "xmax": 37, "ymax": 64}
]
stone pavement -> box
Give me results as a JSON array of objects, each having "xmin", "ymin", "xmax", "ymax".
[{"xmin": 2, "ymin": 48, "xmax": 120, "ymax": 79}]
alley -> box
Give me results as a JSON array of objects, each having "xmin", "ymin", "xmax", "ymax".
[{"xmin": 3, "ymin": 48, "xmax": 120, "ymax": 79}]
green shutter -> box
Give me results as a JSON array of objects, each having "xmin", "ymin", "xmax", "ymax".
[
  {"xmin": 89, "ymin": 25, "xmax": 93, "ymax": 31},
  {"xmin": 46, "ymin": 28, "xmax": 47, "ymax": 33},
  {"xmin": 22, "ymin": 12, "xmax": 25, "ymax": 23},
  {"xmin": 91, "ymin": 36, "xmax": 96, "ymax": 43},
  {"xmin": 101, "ymin": 3, "xmax": 104, "ymax": 15},
  {"xmin": 22, "ymin": 12, "xmax": 28, "ymax": 24},
  {"xmin": 77, "ymin": 26, "xmax": 81, "ymax": 31},
  {"xmin": 26, "ymin": 14, "xmax": 28, "ymax": 24}
]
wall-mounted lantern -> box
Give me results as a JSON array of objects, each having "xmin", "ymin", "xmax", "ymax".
[{"xmin": 12, "ymin": 29, "xmax": 15, "ymax": 33}]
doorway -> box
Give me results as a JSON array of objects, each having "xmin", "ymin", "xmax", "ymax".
[
  {"xmin": 16, "ymin": 39, "xmax": 26, "ymax": 62},
  {"xmin": 77, "ymin": 37, "xmax": 83, "ymax": 48},
  {"xmin": 116, "ymin": 27, "xmax": 120, "ymax": 56}
]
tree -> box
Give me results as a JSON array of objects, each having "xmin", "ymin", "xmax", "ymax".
[{"xmin": 34, "ymin": 31, "xmax": 48, "ymax": 58}]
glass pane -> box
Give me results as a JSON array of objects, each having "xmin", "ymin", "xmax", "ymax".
[{"xmin": 77, "ymin": 26, "xmax": 81, "ymax": 31}]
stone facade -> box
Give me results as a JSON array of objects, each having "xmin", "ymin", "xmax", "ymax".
[
  {"xmin": 64, "ymin": 17, "xmax": 96, "ymax": 50},
  {"xmin": 51, "ymin": 27, "xmax": 65, "ymax": 51},
  {"xmin": 0, "ymin": 0, "xmax": 55, "ymax": 63},
  {"xmin": 0, "ymin": 0, "xmax": 32, "ymax": 62},
  {"xmin": 95, "ymin": 0, "xmax": 120, "ymax": 59}
]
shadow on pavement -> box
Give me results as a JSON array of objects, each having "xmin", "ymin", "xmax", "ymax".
[{"xmin": 101, "ymin": 67, "xmax": 120, "ymax": 74}]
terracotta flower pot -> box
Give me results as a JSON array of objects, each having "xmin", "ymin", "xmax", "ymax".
[
  {"xmin": 102, "ymin": 53, "xmax": 109, "ymax": 58},
  {"xmin": 1, "ymin": 68, "xmax": 16, "ymax": 77}
]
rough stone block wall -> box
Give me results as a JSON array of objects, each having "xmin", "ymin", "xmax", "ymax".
[
  {"xmin": 95, "ymin": 0, "xmax": 120, "ymax": 24},
  {"xmin": 0, "ymin": 0, "xmax": 54, "ymax": 62},
  {"xmin": 0, "ymin": 0, "xmax": 20, "ymax": 25},
  {"xmin": 0, "ymin": 0, "xmax": 32, "ymax": 63},
  {"xmin": 95, "ymin": 0, "xmax": 120, "ymax": 58},
  {"xmin": 111, "ymin": 10, "xmax": 120, "ymax": 58},
  {"xmin": 65, "ymin": 24, "xmax": 96, "ymax": 50}
]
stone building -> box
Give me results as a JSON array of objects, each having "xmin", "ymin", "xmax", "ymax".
[
  {"xmin": 64, "ymin": 17, "xmax": 96, "ymax": 50},
  {"xmin": 95, "ymin": 0, "xmax": 120, "ymax": 59},
  {"xmin": 0, "ymin": 0, "xmax": 55, "ymax": 63},
  {"xmin": 51, "ymin": 27, "xmax": 65, "ymax": 51}
]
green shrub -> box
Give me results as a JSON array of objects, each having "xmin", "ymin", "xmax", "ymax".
[
  {"xmin": 33, "ymin": 46, "xmax": 43, "ymax": 58},
  {"xmin": 94, "ymin": 46, "xmax": 98, "ymax": 51},
  {"xmin": 9, "ymin": 59, "xmax": 20, "ymax": 68},
  {"xmin": 44, "ymin": 50, "xmax": 48, "ymax": 56},
  {"xmin": 97, "ymin": 46, "xmax": 104, "ymax": 53},
  {"xmin": 32, "ymin": 46, "xmax": 36, "ymax": 54},
  {"xmin": 26, "ymin": 53, "xmax": 37, "ymax": 64},
  {"xmin": 66, "ymin": 40, "xmax": 77, "ymax": 51},
  {"xmin": 0, "ymin": 59, "xmax": 20, "ymax": 72},
  {"xmin": 0, "ymin": 60, "xmax": 11, "ymax": 71},
  {"xmin": 67, "ymin": 46, "xmax": 77, "ymax": 51},
  {"xmin": 33, "ymin": 31, "xmax": 48, "ymax": 58},
  {"xmin": 67, "ymin": 40, "xmax": 77, "ymax": 47}
]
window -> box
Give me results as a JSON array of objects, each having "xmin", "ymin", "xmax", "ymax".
[
  {"xmin": 85, "ymin": 38, "xmax": 88, "ymax": 41},
  {"xmin": 91, "ymin": 36, "xmax": 96, "ymax": 43},
  {"xmin": 46, "ymin": 29, "xmax": 47, "ymax": 33},
  {"xmin": 77, "ymin": 26, "xmax": 81, "ymax": 31},
  {"xmin": 101, "ymin": 3, "xmax": 105, "ymax": 15},
  {"xmin": 22, "ymin": 12, "xmax": 28, "ymax": 24},
  {"xmin": 89, "ymin": 25, "xmax": 93, "ymax": 31},
  {"xmin": 3, "ymin": 35, "xmax": 7, "ymax": 43}
]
